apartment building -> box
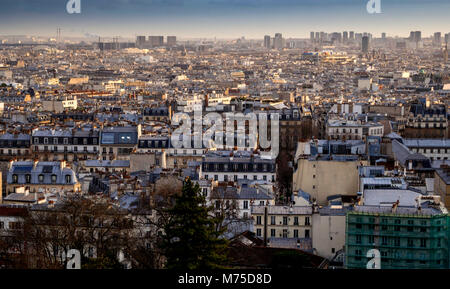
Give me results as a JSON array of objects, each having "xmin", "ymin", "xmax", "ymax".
[
  {"xmin": 200, "ymin": 151, "xmax": 276, "ymax": 183},
  {"xmin": 252, "ymin": 205, "xmax": 312, "ymax": 242}
]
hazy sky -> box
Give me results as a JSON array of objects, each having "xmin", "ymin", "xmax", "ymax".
[{"xmin": 0, "ymin": 0, "xmax": 449, "ymax": 39}]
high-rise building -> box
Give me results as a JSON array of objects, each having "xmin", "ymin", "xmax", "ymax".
[
  {"xmin": 136, "ymin": 36, "xmax": 146, "ymax": 48},
  {"xmin": 315, "ymin": 32, "xmax": 320, "ymax": 42},
  {"xmin": 343, "ymin": 31, "xmax": 348, "ymax": 43},
  {"xmin": 444, "ymin": 43, "xmax": 448, "ymax": 63},
  {"xmin": 410, "ymin": 31, "xmax": 422, "ymax": 43},
  {"xmin": 310, "ymin": 32, "xmax": 315, "ymax": 43},
  {"xmin": 362, "ymin": 36, "xmax": 370, "ymax": 53},
  {"xmin": 415, "ymin": 31, "xmax": 422, "ymax": 42},
  {"xmin": 274, "ymin": 33, "xmax": 283, "ymax": 50},
  {"xmin": 381, "ymin": 32, "xmax": 386, "ymax": 40},
  {"xmin": 167, "ymin": 36, "xmax": 177, "ymax": 47},
  {"xmin": 434, "ymin": 32, "xmax": 442, "ymax": 46},
  {"xmin": 331, "ymin": 32, "xmax": 342, "ymax": 44},
  {"xmin": 149, "ymin": 36, "xmax": 164, "ymax": 47},
  {"xmin": 445, "ymin": 33, "xmax": 450, "ymax": 44},
  {"xmin": 349, "ymin": 31, "xmax": 355, "ymax": 40},
  {"xmin": 264, "ymin": 35, "xmax": 271, "ymax": 49}
]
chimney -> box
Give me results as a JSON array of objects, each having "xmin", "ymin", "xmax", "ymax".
[
  {"xmin": 392, "ymin": 200, "xmax": 399, "ymax": 213},
  {"xmin": 60, "ymin": 160, "xmax": 66, "ymax": 170},
  {"xmin": 161, "ymin": 150, "xmax": 167, "ymax": 169}
]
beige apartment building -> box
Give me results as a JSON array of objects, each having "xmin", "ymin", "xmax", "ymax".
[
  {"xmin": 312, "ymin": 206, "xmax": 347, "ymax": 260},
  {"xmin": 252, "ymin": 205, "xmax": 312, "ymax": 240},
  {"xmin": 435, "ymin": 168, "xmax": 450, "ymax": 208},
  {"xmin": 292, "ymin": 158, "xmax": 366, "ymax": 205}
]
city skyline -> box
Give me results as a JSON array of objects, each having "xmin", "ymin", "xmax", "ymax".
[{"xmin": 0, "ymin": 0, "xmax": 449, "ymax": 39}]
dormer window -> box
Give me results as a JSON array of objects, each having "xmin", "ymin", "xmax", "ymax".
[
  {"xmin": 65, "ymin": 175, "xmax": 72, "ymax": 184},
  {"xmin": 12, "ymin": 174, "xmax": 18, "ymax": 184},
  {"xmin": 51, "ymin": 174, "xmax": 57, "ymax": 184},
  {"xmin": 38, "ymin": 174, "xmax": 44, "ymax": 183},
  {"xmin": 25, "ymin": 174, "xmax": 31, "ymax": 184}
]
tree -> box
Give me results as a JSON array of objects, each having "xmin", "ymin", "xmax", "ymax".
[
  {"xmin": 5, "ymin": 195, "xmax": 137, "ymax": 269},
  {"xmin": 276, "ymin": 150, "xmax": 293, "ymax": 203},
  {"xmin": 160, "ymin": 178, "xmax": 229, "ymax": 269}
]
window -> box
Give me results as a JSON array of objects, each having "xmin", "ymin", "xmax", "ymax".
[
  {"xmin": 243, "ymin": 201, "xmax": 248, "ymax": 209},
  {"xmin": 368, "ymin": 235, "xmax": 374, "ymax": 244},
  {"xmin": 53, "ymin": 138, "xmax": 58, "ymax": 145},
  {"xmin": 256, "ymin": 216, "xmax": 262, "ymax": 225},
  {"xmin": 294, "ymin": 230, "xmax": 299, "ymax": 238},
  {"xmin": 25, "ymin": 174, "xmax": 31, "ymax": 184},
  {"xmin": 88, "ymin": 247, "xmax": 94, "ymax": 258},
  {"xmin": 38, "ymin": 174, "xmax": 44, "ymax": 183},
  {"xmin": 420, "ymin": 238, "xmax": 427, "ymax": 248},
  {"xmin": 394, "ymin": 237, "xmax": 400, "ymax": 247},
  {"xmin": 283, "ymin": 217, "xmax": 288, "ymax": 225},
  {"xmin": 408, "ymin": 238, "xmax": 414, "ymax": 247},
  {"xmin": 271, "ymin": 229, "xmax": 276, "ymax": 237},
  {"xmin": 271, "ymin": 216, "xmax": 276, "ymax": 225},
  {"xmin": 51, "ymin": 174, "xmax": 57, "ymax": 184},
  {"xmin": 305, "ymin": 229, "xmax": 310, "ymax": 238},
  {"xmin": 256, "ymin": 229, "xmax": 262, "ymax": 237},
  {"xmin": 9, "ymin": 222, "xmax": 22, "ymax": 230},
  {"xmin": 382, "ymin": 236, "xmax": 388, "ymax": 245},
  {"xmin": 65, "ymin": 175, "xmax": 72, "ymax": 184},
  {"xmin": 294, "ymin": 217, "xmax": 299, "ymax": 225},
  {"xmin": 356, "ymin": 235, "xmax": 362, "ymax": 244},
  {"xmin": 12, "ymin": 174, "xmax": 18, "ymax": 183},
  {"xmin": 305, "ymin": 217, "xmax": 310, "ymax": 226}
]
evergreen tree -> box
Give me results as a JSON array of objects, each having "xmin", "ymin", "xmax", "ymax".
[{"xmin": 161, "ymin": 178, "xmax": 229, "ymax": 269}]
